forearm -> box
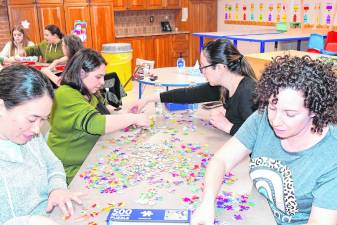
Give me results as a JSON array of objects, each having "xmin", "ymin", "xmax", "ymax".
[
  {"xmin": 202, "ymin": 157, "xmax": 227, "ymax": 204},
  {"xmin": 41, "ymin": 68, "xmax": 61, "ymax": 86},
  {"xmin": 105, "ymin": 113, "xmax": 139, "ymax": 133}
]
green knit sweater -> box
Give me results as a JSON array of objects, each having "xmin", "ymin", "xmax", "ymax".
[
  {"xmin": 47, "ymin": 85, "xmax": 106, "ymax": 184},
  {"xmin": 24, "ymin": 40, "xmax": 64, "ymax": 63}
]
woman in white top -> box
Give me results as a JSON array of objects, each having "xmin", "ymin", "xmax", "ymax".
[{"xmin": 0, "ymin": 25, "xmax": 34, "ymax": 62}]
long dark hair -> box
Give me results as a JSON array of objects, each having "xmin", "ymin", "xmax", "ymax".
[
  {"xmin": 10, "ymin": 25, "xmax": 30, "ymax": 57},
  {"xmin": 45, "ymin": 24, "xmax": 64, "ymax": 39},
  {"xmin": 61, "ymin": 48, "xmax": 106, "ymax": 101},
  {"xmin": 63, "ymin": 35, "xmax": 84, "ymax": 59},
  {"xmin": 0, "ymin": 64, "xmax": 54, "ymax": 109},
  {"xmin": 202, "ymin": 38, "xmax": 256, "ymax": 102}
]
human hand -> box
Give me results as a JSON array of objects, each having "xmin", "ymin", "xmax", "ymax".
[
  {"xmin": 46, "ymin": 189, "xmax": 84, "ymax": 218},
  {"xmin": 128, "ymin": 98, "xmax": 148, "ymax": 113},
  {"xmin": 134, "ymin": 113, "xmax": 150, "ymax": 127},
  {"xmin": 209, "ymin": 109, "xmax": 232, "ymax": 133},
  {"xmin": 191, "ymin": 202, "xmax": 215, "ymax": 225}
]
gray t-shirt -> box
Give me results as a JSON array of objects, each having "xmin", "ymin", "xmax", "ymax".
[{"xmin": 235, "ymin": 111, "xmax": 337, "ymax": 225}]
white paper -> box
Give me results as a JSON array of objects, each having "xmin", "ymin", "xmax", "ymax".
[{"xmin": 181, "ymin": 7, "xmax": 188, "ymax": 22}]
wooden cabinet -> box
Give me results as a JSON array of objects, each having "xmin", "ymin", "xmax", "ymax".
[
  {"xmin": 147, "ymin": 0, "xmax": 163, "ymax": 9},
  {"xmin": 37, "ymin": 4, "xmax": 66, "ymax": 39},
  {"xmin": 164, "ymin": 0, "xmax": 181, "ymax": 8},
  {"xmin": 36, "ymin": 0, "xmax": 63, "ymax": 3},
  {"xmin": 7, "ymin": 4, "xmax": 41, "ymax": 43},
  {"xmin": 89, "ymin": 2, "xmax": 115, "ymax": 50},
  {"xmin": 116, "ymin": 33, "xmax": 189, "ymax": 69},
  {"xmin": 153, "ymin": 35, "xmax": 172, "ymax": 67},
  {"xmin": 7, "ymin": 0, "xmax": 35, "ymax": 4},
  {"xmin": 63, "ymin": 3, "xmax": 92, "ymax": 48},
  {"xmin": 112, "ymin": 0, "xmax": 145, "ymax": 10},
  {"xmin": 64, "ymin": 0, "xmax": 87, "ymax": 2}
]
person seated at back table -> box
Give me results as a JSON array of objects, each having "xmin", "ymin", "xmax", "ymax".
[
  {"xmin": 24, "ymin": 24, "xmax": 64, "ymax": 63},
  {"xmin": 0, "ymin": 25, "xmax": 34, "ymax": 63},
  {"xmin": 129, "ymin": 38, "xmax": 257, "ymax": 135},
  {"xmin": 191, "ymin": 55, "xmax": 337, "ymax": 225},
  {"xmin": 0, "ymin": 64, "xmax": 83, "ymax": 225},
  {"xmin": 41, "ymin": 35, "xmax": 84, "ymax": 87},
  {"xmin": 48, "ymin": 48, "xmax": 150, "ymax": 184}
]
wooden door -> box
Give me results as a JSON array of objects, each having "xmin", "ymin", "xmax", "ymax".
[
  {"xmin": 112, "ymin": 0, "xmax": 127, "ymax": 10},
  {"xmin": 128, "ymin": 0, "xmax": 145, "ymax": 10},
  {"xmin": 64, "ymin": 3, "xmax": 92, "ymax": 47},
  {"xmin": 37, "ymin": 4, "xmax": 66, "ymax": 40},
  {"xmin": 89, "ymin": 3, "xmax": 115, "ymax": 51},
  {"xmin": 7, "ymin": 4, "xmax": 41, "ymax": 43},
  {"xmin": 116, "ymin": 37, "xmax": 146, "ymax": 69},
  {"xmin": 188, "ymin": 0, "xmax": 217, "ymax": 64},
  {"xmin": 147, "ymin": 0, "xmax": 163, "ymax": 9},
  {"xmin": 153, "ymin": 35, "xmax": 172, "ymax": 67},
  {"xmin": 165, "ymin": 0, "xmax": 181, "ymax": 8}
]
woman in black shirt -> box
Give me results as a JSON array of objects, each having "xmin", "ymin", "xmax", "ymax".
[{"xmin": 129, "ymin": 38, "xmax": 257, "ymax": 135}]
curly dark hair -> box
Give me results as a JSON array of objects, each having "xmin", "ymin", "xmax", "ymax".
[{"xmin": 256, "ymin": 55, "xmax": 337, "ymax": 134}]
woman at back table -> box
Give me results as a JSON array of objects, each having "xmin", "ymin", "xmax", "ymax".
[
  {"xmin": 191, "ymin": 55, "xmax": 337, "ymax": 225},
  {"xmin": 129, "ymin": 38, "xmax": 257, "ymax": 135},
  {"xmin": 24, "ymin": 24, "xmax": 64, "ymax": 63},
  {"xmin": 41, "ymin": 34, "xmax": 84, "ymax": 86},
  {"xmin": 0, "ymin": 25, "xmax": 34, "ymax": 63},
  {"xmin": 47, "ymin": 48, "xmax": 150, "ymax": 184}
]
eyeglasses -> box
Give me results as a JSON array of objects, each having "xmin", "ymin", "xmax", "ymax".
[{"xmin": 199, "ymin": 64, "xmax": 215, "ymax": 74}]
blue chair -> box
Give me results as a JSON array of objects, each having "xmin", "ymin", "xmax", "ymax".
[{"xmin": 307, "ymin": 33, "xmax": 325, "ymax": 54}]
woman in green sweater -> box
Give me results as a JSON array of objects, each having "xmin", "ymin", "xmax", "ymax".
[
  {"xmin": 47, "ymin": 48, "xmax": 150, "ymax": 184},
  {"xmin": 24, "ymin": 24, "xmax": 64, "ymax": 63}
]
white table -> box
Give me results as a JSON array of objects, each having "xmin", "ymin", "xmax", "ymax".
[
  {"xmin": 50, "ymin": 109, "xmax": 276, "ymax": 225},
  {"xmin": 137, "ymin": 67, "xmax": 206, "ymax": 98}
]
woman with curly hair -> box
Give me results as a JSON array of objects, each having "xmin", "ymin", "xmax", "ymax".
[{"xmin": 192, "ymin": 55, "xmax": 337, "ymax": 225}]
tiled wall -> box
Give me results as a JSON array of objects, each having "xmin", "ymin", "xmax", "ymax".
[{"xmin": 114, "ymin": 9, "xmax": 178, "ymax": 36}]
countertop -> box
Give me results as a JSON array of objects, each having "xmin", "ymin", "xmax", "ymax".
[{"xmin": 115, "ymin": 30, "xmax": 190, "ymax": 38}]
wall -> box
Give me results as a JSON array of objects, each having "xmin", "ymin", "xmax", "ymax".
[
  {"xmin": 115, "ymin": 9, "xmax": 178, "ymax": 36},
  {"xmin": 217, "ymin": 0, "xmax": 307, "ymax": 55},
  {"xmin": 0, "ymin": 1, "xmax": 10, "ymax": 49}
]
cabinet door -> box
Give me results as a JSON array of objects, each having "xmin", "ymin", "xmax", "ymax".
[
  {"xmin": 89, "ymin": 3, "xmax": 115, "ymax": 51},
  {"xmin": 7, "ymin": 0, "xmax": 35, "ymax": 4},
  {"xmin": 7, "ymin": 4, "xmax": 41, "ymax": 43},
  {"xmin": 171, "ymin": 34, "xmax": 189, "ymax": 66},
  {"xmin": 116, "ymin": 37, "xmax": 146, "ymax": 70},
  {"xmin": 188, "ymin": 0, "xmax": 217, "ymax": 64},
  {"xmin": 153, "ymin": 35, "xmax": 172, "ymax": 67},
  {"xmin": 128, "ymin": 0, "xmax": 145, "ymax": 10},
  {"xmin": 112, "ymin": 0, "xmax": 127, "ymax": 10},
  {"xmin": 147, "ymin": 0, "xmax": 163, "ymax": 9},
  {"xmin": 64, "ymin": 0, "xmax": 88, "ymax": 2},
  {"xmin": 64, "ymin": 3, "xmax": 92, "ymax": 48},
  {"xmin": 36, "ymin": 0, "xmax": 63, "ymax": 3},
  {"xmin": 165, "ymin": 0, "xmax": 181, "ymax": 8},
  {"xmin": 37, "ymin": 4, "xmax": 66, "ymax": 40}
]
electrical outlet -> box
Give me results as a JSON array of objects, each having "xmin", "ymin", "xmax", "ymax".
[{"xmin": 150, "ymin": 16, "xmax": 154, "ymax": 23}]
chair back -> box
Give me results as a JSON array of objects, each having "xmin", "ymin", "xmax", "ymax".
[
  {"xmin": 325, "ymin": 31, "xmax": 337, "ymax": 45},
  {"xmin": 307, "ymin": 33, "xmax": 324, "ymax": 52}
]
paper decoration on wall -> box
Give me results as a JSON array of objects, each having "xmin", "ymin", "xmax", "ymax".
[
  {"xmin": 293, "ymin": 3, "xmax": 299, "ymax": 22},
  {"xmin": 282, "ymin": 4, "xmax": 287, "ymax": 22},
  {"xmin": 268, "ymin": 4, "xmax": 274, "ymax": 21},
  {"xmin": 325, "ymin": 2, "xmax": 333, "ymax": 24},
  {"xmin": 250, "ymin": 3, "xmax": 255, "ymax": 20},
  {"xmin": 259, "ymin": 3, "xmax": 264, "ymax": 21},
  {"xmin": 303, "ymin": 3, "xmax": 310, "ymax": 23},
  {"xmin": 72, "ymin": 20, "xmax": 87, "ymax": 42},
  {"xmin": 243, "ymin": 4, "xmax": 247, "ymax": 20},
  {"xmin": 235, "ymin": 3, "xmax": 239, "ymax": 20},
  {"xmin": 277, "ymin": 3, "xmax": 282, "ymax": 22},
  {"xmin": 21, "ymin": 20, "xmax": 30, "ymax": 29}
]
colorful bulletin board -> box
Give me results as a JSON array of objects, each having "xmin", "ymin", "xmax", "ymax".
[{"xmin": 223, "ymin": 0, "xmax": 337, "ymax": 29}]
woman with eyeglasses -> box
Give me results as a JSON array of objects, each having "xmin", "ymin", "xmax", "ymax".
[{"xmin": 129, "ymin": 38, "xmax": 257, "ymax": 135}]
